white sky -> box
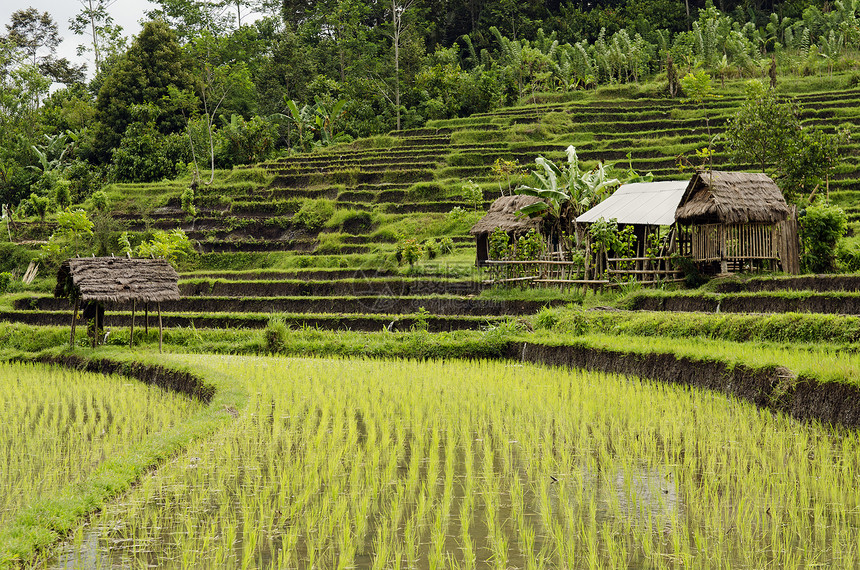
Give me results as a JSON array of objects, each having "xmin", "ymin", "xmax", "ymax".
[{"xmin": 2, "ymin": 0, "xmax": 157, "ymax": 77}]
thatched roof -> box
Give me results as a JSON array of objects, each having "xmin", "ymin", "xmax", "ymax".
[
  {"xmin": 470, "ymin": 195, "xmax": 544, "ymax": 236},
  {"xmin": 675, "ymin": 170, "xmax": 789, "ymax": 224},
  {"xmin": 55, "ymin": 258, "xmax": 181, "ymax": 303}
]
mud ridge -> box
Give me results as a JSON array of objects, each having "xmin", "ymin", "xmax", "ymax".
[
  {"xmin": 27, "ymin": 354, "xmax": 215, "ymax": 403},
  {"xmin": 511, "ymin": 342, "xmax": 860, "ymax": 429}
]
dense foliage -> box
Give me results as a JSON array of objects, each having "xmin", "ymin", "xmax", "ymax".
[{"xmin": 0, "ymin": 0, "xmax": 859, "ymax": 207}]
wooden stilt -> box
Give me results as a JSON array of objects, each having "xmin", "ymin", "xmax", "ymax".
[
  {"xmin": 92, "ymin": 303, "xmax": 98, "ymax": 349},
  {"xmin": 157, "ymin": 302, "xmax": 163, "ymax": 353},
  {"xmin": 130, "ymin": 300, "xmax": 136, "ymax": 348},
  {"xmin": 70, "ymin": 298, "xmax": 80, "ymax": 348}
]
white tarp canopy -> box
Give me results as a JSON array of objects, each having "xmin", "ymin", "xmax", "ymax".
[{"xmin": 576, "ymin": 180, "xmax": 689, "ymax": 226}]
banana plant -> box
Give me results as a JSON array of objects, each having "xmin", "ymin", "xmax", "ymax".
[
  {"xmin": 515, "ymin": 145, "xmax": 621, "ymax": 247},
  {"xmin": 311, "ymin": 98, "xmax": 347, "ymax": 145},
  {"xmin": 285, "ymin": 99, "xmax": 316, "ymax": 152}
]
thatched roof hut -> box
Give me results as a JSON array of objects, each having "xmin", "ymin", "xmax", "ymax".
[
  {"xmin": 675, "ymin": 170, "xmax": 789, "ymax": 224},
  {"xmin": 469, "ymin": 195, "xmax": 544, "ymax": 236},
  {"xmin": 470, "ymin": 195, "xmax": 545, "ymax": 265},
  {"xmin": 55, "ymin": 257, "xmax": 180, "ymax": 303},
  {"xmin": 673, "ymin": 171, "xmax": 798, "ymax": 275},
  {"xmin": 55, "ymin": 257, "xmax": 180, "ymax": 351}
]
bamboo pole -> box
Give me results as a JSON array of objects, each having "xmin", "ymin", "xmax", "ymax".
[
  {"xmin": 92, "ymin": 303, "xmax": 98, "ymax": 349},
  {"xmin": 158, "ymin": 303, "xmax": 163, "ymax": 354},
  {"xmin": 69, "ymin": 298, "xmax": 80, "ymax": 348},
  {"xmin": 129, "ymin": 300, "xmax": 135, "ymax": 348}
]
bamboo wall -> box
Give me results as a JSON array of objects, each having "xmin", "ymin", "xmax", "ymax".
[{"xmin": 687, "ymin": 219, "xmax": 800, "ymax": 274}]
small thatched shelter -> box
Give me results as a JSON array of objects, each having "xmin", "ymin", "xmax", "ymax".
[
  {"xmin": 675, "ymin": 170, "xmax": 799, "ymax": 274},
  {"xmin": 470, "ymin": 195, "xmax": 544, "ymax": 265},
  {"xmin": 55, "ymin": 257, "xmax": 180, "ymax": 351}
]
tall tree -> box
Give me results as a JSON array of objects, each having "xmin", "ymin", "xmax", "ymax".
[
  {"xmin": 389, "ymin": 0, "xmax": 416, "ymax": 131},
  {"xmin": 95, "ymin": 20, "xmax": 193, "ymax": 156},
  {"xmin": 5, "ymin": 8, "xmax": 60, "ymax": 67},
  {"xmin": 69, "ymin": 0, "xmax": 126, "ymax": 76}
]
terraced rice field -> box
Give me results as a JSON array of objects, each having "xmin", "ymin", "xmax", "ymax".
[
  {"xmin": 46, "ymin": 356, "xmax": 860, "ymax": 569},
  {"xmin": 0, "ymin": 361, "xmax": 204, "ymax": 529}
]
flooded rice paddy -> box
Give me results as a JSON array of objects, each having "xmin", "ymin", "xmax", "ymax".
[{"xmin": 50, "ymin": 356, "xmax": 860, "ymax": 568}]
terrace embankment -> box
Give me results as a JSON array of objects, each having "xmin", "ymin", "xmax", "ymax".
[
  {"xmin": 513, "ymin": 342, "xmax": 860, "ymax": 429},
  {"xmin": 626, "ymin": 291, "xmax": 860, "ymax": 314},
  {"xmin": 710, "ymin": 274, "xmax": 860, "ymax": 293},
  {"xmin": 26, "ymin": 354, "xmax": 215, "ymax": 403},
  {"xmin": 17, "ymin": 296, "xmax": 551, "ymax": 316},
  {"xmin": 0, "ymin": 310, "xmax": 504, "ymax": 333}
]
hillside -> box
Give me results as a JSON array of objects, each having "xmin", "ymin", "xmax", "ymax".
[{"xmin": 5, "ymin": 74, "xmax": 860, "ymax": 333}]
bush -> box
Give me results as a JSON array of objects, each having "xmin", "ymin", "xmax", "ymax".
[
  {"xmin": 181, "ymin": 187, "xmax": 197, "ymax": 217},
  {"xmin": 52, "ymin": 179, "xmax": 70, "ymax": 210},
  {"xmin": 438, "ymin": 236, "xmax": 455, "ymax": 255},
  {"xmin": 90, "ymin": 190, "xmax": 109, "ymax": 212},
  {"xmin": 0, "ymin": 272, "xmax": 12, "ymax": 293},
  {"xmin": 423, "ymin": 238, "xmax": 438, "ymax": 259},
  {"xmin": 395, "ymin": 234, "xmax": 423, "ymax": 266},
  {"xmin": 137, "ymin": 229, "xmax": 196, "ymax": 269},
  {"xmin": 836, "ymin": 237, "xmax": 860, "ymax": 272},
  {"xmin": 801, "ymin": 204, "xmax": 847, "ymax": 273},
  {"xmin": 462, "ymin": 180, "xmax": 483, "ymax": 211},
  {"xmin": 292, "ymin": 199, "xmax": 335, "ymax": 231}
]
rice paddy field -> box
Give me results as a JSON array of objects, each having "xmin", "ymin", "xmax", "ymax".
[
  {"xmin": 40, "ymin": 355, "xmax": 860, "ymax": 569},
  {"xmin": 0, "ymin": 361, "xmax": 205, "ymax": 531}
]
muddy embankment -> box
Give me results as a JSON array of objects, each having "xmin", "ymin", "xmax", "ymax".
[
  {"xmin": 0, "ymin": 310, "xmax": 502, "ymax": 333},
  {"xmin": 20, "ymin": 296, "xmax": 555, "ymax": 316},
  {"xmin": 179, "ymin": 279, "xmax": 483, "ymax": 298},
  {"xmin": 629, "ymin": 294, "xmax": 860, "ymax": 315},
  {"xmin": 712, "ymin": 275, "xmax": 860, "ymax": 293},
  {"xmin": 25, "ymin": 354, "xmax": 215, "ymax": 402},
  {"xmin": 511, "ymin": 342, "xmax": 860, "ymax": 429}
]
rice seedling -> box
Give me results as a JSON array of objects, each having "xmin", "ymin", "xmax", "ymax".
[
  {"xmin": 46, "ymin": 355, "xmax": 860, "ymax": 569},
  {"xmin": 0, "ymin": 361, "xmax": 203, "ymax": 530}
]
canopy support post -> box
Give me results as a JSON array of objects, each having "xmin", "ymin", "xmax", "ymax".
[
  {"xmin": 92, "ymin": 303, "xmax": 98, "ymax": 349},
  {"xmin": 157, "ymin": 302, "xmax": 163, "ymax": 353},
  {"xmin": 129, "ymin": 300, "xmax": 135, "ymax": 348},
  {"xmin": 70, "ymin": 298, "xmax": 80, "ymax": 348}
]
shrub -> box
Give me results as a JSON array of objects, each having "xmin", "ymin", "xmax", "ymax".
[
  {"xmin": 90, "ymin": 190, "xmax": 109, "ymax": 212},
  {"xmin": 801, "ymin": 204, "xmax": 846, "ymax": 273},
  {"xmin": 137, "ymin": 229, "xmax": 196, "ymax": 269},
  {"xmin": 28, "ymin": 193, "xmax": 50, "ymax": 221},
  {"xmin": 0, "ymin": 272, "xmax": 11, "ymax": 293},
  {"xmin": 52, "ymin": 179, "xmax": 70, "ymax": 210},
  {"xmin": 489, "ymin": 227, "xmax": 511, "ymax": 260},
  {"xmin": 836, "ymin": 237, "xmax": 860, "ymax": 272},
  {"xmin": 438, "ymin": 236, "xmax": 455, "ymax": 255},
  {"xmin": 395, "ymin": 234, "xmax": 423, "ymax": 266},
  {"xmin": 462, "ymin": 180, "xmax": 483, "ymax": 211},
  {"xmin": 292, "ymin": 199, "xmax": 335, "ymax": 231},
  {"xmin": 181, "ymin": 187, "xmax": 197, "ymax": 217},
  {"xmin": 423, "ymin": 238, "xmax": 438, "ymax": 259}
]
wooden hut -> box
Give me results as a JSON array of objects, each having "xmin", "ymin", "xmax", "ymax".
[
  {"xmin": 576, "ymin": 180, "xmax": 689, "ymax": 279},
  {"xmin": 674, "ymin": 170, "xmax": 800, "ymax": 274},
  {"xmin": 469, "ymin": 195, "xmax": 544, "ymax": 265},
  {"xmin": 55, "ymin": 257, "xmax": 181, "ymax": 352}
]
